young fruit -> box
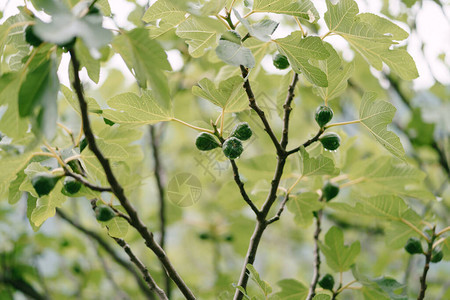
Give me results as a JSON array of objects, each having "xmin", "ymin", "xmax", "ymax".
[
  {"xmin": 222, "ymin": 137, "xmax": 244, "ymax": 160},
  {"xmin": 31, "ymin": 173, "xmax": 61, "ymax": 197},
  {"xmin": 220, "ymin": 30, "xmax": 242, "ymax": 44},
  {"xmin": 273, "ymin": 53, "xmax": 289, "ymax": 70},
  {"xmin": 318, "ymin": 274, "xmax": 335, "ymax": 290},
  {"xmin": 95, "ymin": 205, "xmax": 116, "ymax": 222},
  {"xmin": 322, "ymin": 181, "xmax": 339, "ymax": 202},
  {"xmin": 25, "ymin": 26, "xmax": 43, "ymax": 47},
  {"xmin": 319, "ymin": 132, "xmax": 341, "ymax": 151},
  {"xmin": 198, "ymin": 232, "xmax": 210, "ymax": 240},
  {"xmin": 404, "ymin": 237, "xmax": 423, "ymax": 255},
  {"xmin": 230, "ymin": 122, "xmax": 253, "ymax": 141},
  {"xmin": 63, "ymin": 177, "xmax": 82, "ymax": 195},
  {"xmin": 431, "ymin": 249, "xmax": 443, "ymax": 263},
  {"xmin": 315, "ymin": 106, "xmax": 334, "ymax": 128},
  {"xmin": 195, "ymin": 132, "xmax": 220, "ymax": 151}
]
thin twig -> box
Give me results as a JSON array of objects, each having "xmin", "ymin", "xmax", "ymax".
[
  {"xmin": 64, "ymin": 169, "xmax": 112, "ymax": 192},
  {"xmin": 306, "ymin": 208, "xmax": 323, "ymax": 300},
  {"xmin": 113, "ymin": 238, "xmax": 168, "ymax": 300},
  {"xmin": 68, "ymin": 48, "xmax": 195, "ymax": 300},
  {"xmin": 417, "ymin": 227, "xmax": 436, "ymax": 300},
  {"xmin": 266, "ymin": 194, "xmax": 289, "ymax": 225},
  {"xmin": 230, "ymin": 160, "xmax": 261, "ymax": 216},
  {"xmin": 286, "ymin": 128, "xmax": 325, "ymax": 156},
  {"xmin": 55, "ymin": 209, "xmax": 155, "ymax": 300},
  {"xmin": 149, "ymin": 125, "xmax": 171, "ymax": 298}
]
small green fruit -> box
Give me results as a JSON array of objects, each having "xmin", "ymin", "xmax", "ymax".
[
  {"xmin": 31, "ymin": 173, "xmax": 61, "ymax": 197},
  {"xmin": 198, "ymin": 232, "xmax": 210, "ymax": 240},
  {"xmin": 431, "ymin": 249, "xmax": 443, "ymax": 263},
  {"xmin": 319, "ymin": 132, "xmax": 341, "ymax": 151},
  {"xmin": 220, "ymin": 30, "xmax": 242, "ymax": 44},
  {"xmin": 195, "ymin": 132, "xmax": 220, "ymax": 151},
  {"xmin": 222, "ymin": 137, "xmax": 244, "ymax": 160},
  {"xmin": 25, "ymin": 26, "xmax": 43, "ymax": 47},
  {"xmin": 322, "ymin": 181, "xmax": 339, "ymax": 202},
  {"xmin": 231, "ymin": 122, "xmax": 253, "ymax": 141},
  {"xmin": 273, "ymin": 53, "xmax": 289, "ymax": 70},
  {"xmin": 63, "ymin": 177, "xmax": 82, "ymax": 195},
  {"xmin": 318, "ymin": 274, "xmax": 335, "ymax": 290},
  {"xmin": 95, "ymin": 205, "xmax": 116, "ymax": 222},
  {"xmin": 224, "ymin": 234, "xmax": 234, "ymax": 242},
  {"xmin": 404, "ymin": 237, "xmax": 423, "ymax": 254},
  {"xmin": 315, "ymin": 106, "xmax": 334, "ymax": 128}
]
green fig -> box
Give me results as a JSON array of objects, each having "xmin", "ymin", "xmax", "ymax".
[
  {"xmin": 273, "ymin": 53, "xmax": 289, "ymax": 70},
  {"xmin": 195, "ymin": 132, "xmax": 220, "ymax": 151},
  {"xmin": 63, "ymin": 177, "xmax": 82, "ymax": 195},
  {"xmin": 31, "ymin": 173, "xmax": 61, "ymax": 197},
  {"xmin": 95, "ymin": 205, "xmax": 116, "ymax": 222},
  {"xmin": 222, "ymin": 137, "xmax": 244, "ymax": 160},
  {"xmin": 315, "ymin": 106, "xmax": 334, "ymax": 128},
  {"xmin": 230, "ymin": 122, "xmax": 252, "ymax": 141},
  {"xmin": 319, "ymin": 132, "xmax": 341, "ymax": 151},
  {"xmin": 198, "ymin": 232, "xmax": 210, "ymax": 240},
  {"xmin": 322, "ymin": 181, "xmax": 339, "ymax": 202},
  {"xmin": 318, "ymin": 274, "xmax": 335, "ymax": 290},
  {"xmin": 404, "ymin": 237, "xmax": 423, "ymax": 255},
  {"xmin": 431, "ymin": 249, "xmax": 443, "ymax": 263},
  {"xmin": 25, "ymin": 26, "xmax": 43, "ymax": 47}
]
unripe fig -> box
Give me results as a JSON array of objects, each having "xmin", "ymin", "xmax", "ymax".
[
  {"xmin": 230, "ymin": 122, "xmax": 252, "ymax": 141},
  {"xmin": 198, "ymin": 232, "xmax": 210, "ymax": 240},
  {"xmin": 63, "ymin": 177, "xmax": 82, "ymax": 195},
  {"xmin": 222, "ymin": 137, "xmax": 244, "ymax": 160},
  {"xmin": 319, "ymin": 132, "xmax": 341, "ymax": 151},
  {"xmin": 195, "ymin": 132, "xmax": 220, "ymax": 151},
  {"xmin": 315, "ymin": 105, "xmax": 334, "ymax": 128},
  {"xmin": 322, "ymin": 181, "xmax": 339, "ymax": 202},
  {"xmin": 318, "ymin": 274, "xmax": 335, "ymax": 290},
  {"xmin": 273, "ymin": 53, "xmax": 289, "ymax": 69},
  {"xmin": 31, "ymin": 173, "xmax": 61, "ymax": 197},
  {"xmin": 220, "ymin": 30, "xmax": 242, "ymax": 44},
  {"xmin": 25, "ymin": 26, "xmax": 43, "ymax": 47},
  {"xmin": 95, "ymin": 205, "xmax": 116, "ymax": 222},
  {"xmin": 431, "ymin": 249, "xmax": 443, "ymax": 263},
  {"xmin": 224, "ymin": 234, "xmax": 234, "ymax": 242},
  {"xmin": 404, "ymin": 237, "xmax": 423, "ymax": 254}
]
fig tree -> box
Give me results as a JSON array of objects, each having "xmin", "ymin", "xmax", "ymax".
[
  {"xmin": 222, "ymin": 137, "xmax": 244, "ymax": 160},
  {"xmin": 319, "ymin": 132, "xmax": 341, "ymax": 151},
  {"xmin": 230, "ymin": 122, "xmax": 252, "ymax": 141},
  {"xmin": 404, "ymin": 237, "xmax": 423, "ymax": 254},
  {"xmin": 273, "ymin": 53, "xmax": 289, "ymax": 69},
  {"xmin": 315, "ymin": 105, "xmax": 334, "ymax": 128},
  {"xmin": 195, "ymin": 132, "xmax": 220, "ymax": 151},
  {"xmin": 318, "ymin": 274, "xmax": 335, "ymax": 290}
]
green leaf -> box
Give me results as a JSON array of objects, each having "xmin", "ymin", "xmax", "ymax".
[
  {"xmin": 442, "ymin": 238, "xmax": 450, "ymax": 261},
  {"xmin": 349, "ymin": 156, "xmax": 434, "ymax": 200},
  {"xmin": 352, "ymin": 266, "xmax": 406, "ymax": 300},
  {"xmin": 313, "ymin": 294, "xmax": 332, "ymax": 300},
  {"xmin": 104, "ymin": 215, "xmax": 129, "ymax": 238},
  {"xmin": 27, "ymin": 195, "xmax": 41, "ymax": 232},
  {"xmin": 176, "ymin": 16, "xmax": 223, "ymax": 58},
  {"xmin": 192, "ymin": 76, "xmax": 248, "ymax": 113},
  {"xmin": 274, "ymin": 279, "xmax": 308, "ymax": 299},
  {"xmin": 18, "ymin": 57, "xmax": 59, "ymax": 139},
  {"xmin": 60, "ymin": 84, "xmax": 102, "ymax": 115},
  {"xmin": 299, "ymin": 147, "xmax": 339, "ymax": 177},
  {"xmin": 33, "ymin": 1, "xmax": 112, "ymax": 49},
  {"xmin": 0, "ymin": 72, "xmax": 28, "ymax": 139},
  {"xmin": 75, "ymin": 39, "xmax": 100, "ymax": 83},
  {"xmin": 8, "ymin": 169, "xmax": 26, "ymax": 204},
  {"xmin": 102, "ymin": 92, "xmax": 173, "ymax": 125},
  {"xmin": 142, "ymin": 0, "xmax": 187, "ymax": 39},
  {"xmin": 253, "ymin": 0, "xmax": 319, "ymax": 23},
  {"xmin": 319, "ymin": 226, "xmax": 360, "ymax": 272},
  {"xmin": 81, "ymin": 139, "xmax": 129, "ymax": 161},
  {"xmin": 359, "ymin": 92, "xmax": 405, "ymax": 160},
  {"xmin": 275, "ymin": 34, "xmax": 329, "ymax": 87},
  {"xmin": 112, "ymin": 28, "xmax": 171, "ymax": 103},
  {"xmin": 246, "ymin": 264, "xmax": 272, "ymax": 296},
  {"xmin": 234, "ymin": 9, "xmax": 279, "ymax": 42},
  {"xmin": 313, "ymin": 43, "xmax": 354, "ymax": 102},
  {"xmin": 287, "ymin": 192, "xmax": 323, "ymax": 227},
  {"xmin": 324, "ymin": 0, "xmax": 418, "ymax": 80},
  {"xmin": 216, "ymin": 39, "xmax": 256, "ymax": 68}
]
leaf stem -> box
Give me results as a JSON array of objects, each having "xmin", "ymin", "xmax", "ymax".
[
  {"xmin": 172, "ymin": 118, "xmax": 215, "ymax": 134},
  {"xmin": 321, "ymin": 31, "xmax": 332, "ymax": 40},
  {"xmin": 339, "ymin": 177, "xmax": 365, "ymax": 189},
  {"xmin": 336, "ymin": 280, "xmax": 358, "ymax": 293},
  {"xmin": 324, "ymin": 120, "xmax": 360, "ymax": 129},
  {"xmin": 286, "ymin": 175, "xmax": 303, "ymax": 195},
  {"xmin": 294, "ymin": 17, "xmax": 306, "ymax": 37},
  {"xmin": 436, "ymin": 226, "xmax": 450, "ymax": 237},
  {"xmin": 400, "ymin": 218, "xmax": 430, "ymax": 243}
]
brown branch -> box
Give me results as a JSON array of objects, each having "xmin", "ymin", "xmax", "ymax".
[
  {"xmin": 68, "ymin": 49, "xmax": 195, "ymax": 300},
  {"xmin": 0, "ymin": 276, "xmax": 46, "ymax": 300},
  {"xmin": 55, "ymin": 209, "xmax": 155, "ymax": 300},
  {"xmin": 306, "ymin": 209, "xmax": 323, "ymax": 300},
  {"xmin": 64, "ymin": 169, "xmax": 112, "ymax": 192},
  {"xmin": 149, "ymin": 125, "xmax": 171, "ymax": 298},
  {"xmin": 266, "ymin": 194, "xmax": 289, "ymax": 225},
  {"xmin": 280, "ymin": 73, "xmax": 299, "ymax": 149},
  {"xmin": 286, "ymin": 127, "xmax": 325, "ymax": 156},
  {"xmin": 230, "ymin": 160, "xmax": 261, "ymax": 216},
  {"xmin": 417, "ymin": 228, "xmax": 436, "ymax": 300}
]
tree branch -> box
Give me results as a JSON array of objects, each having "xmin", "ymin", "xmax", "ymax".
[
  {"xmin": 286, "ymin": 127, "xmax": 325, "ymax": 156},
  {"xmin": 266, "ymin": 194, "xmax": 289, "ymax": 225},
  {"xmin": 64, "ymin": 168, "xmax": 112, "ymax": 192},
  {"xmin": 55, "ymin": 208, "xmax": 155, "ymax": 300},
  {"xmin": 230, "ymin": 160, "xmax": 260, "ymax": 216},
  {"xmin": 113, "ymin": 238, "xmax": 168, "ymax": 300},
  {"xmin": 0, "ymin": 276, "xmax": 46, "ymax": 300},
  {"xmin": 306, "ymin": 209, "xmax": 323, "ymax": 300},
  {"xmin": 68, "ymin": 48, "xmax": 195, "ymax": 300},
  {"xmin": 149, "ymin": 125, "xmax": 171, "ymax": 298},
  {"xmin": 417, "ymin": 228, "xmax": 436, "ymax": 300},
  {"xmin": 280, "ymin": 73, "xmax": 299, "ymax": 149}
]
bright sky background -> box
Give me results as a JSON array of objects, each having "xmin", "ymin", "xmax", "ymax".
[{"xmin": 1, "ymin": 0, "xmax": 450, "ymax": 90}]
